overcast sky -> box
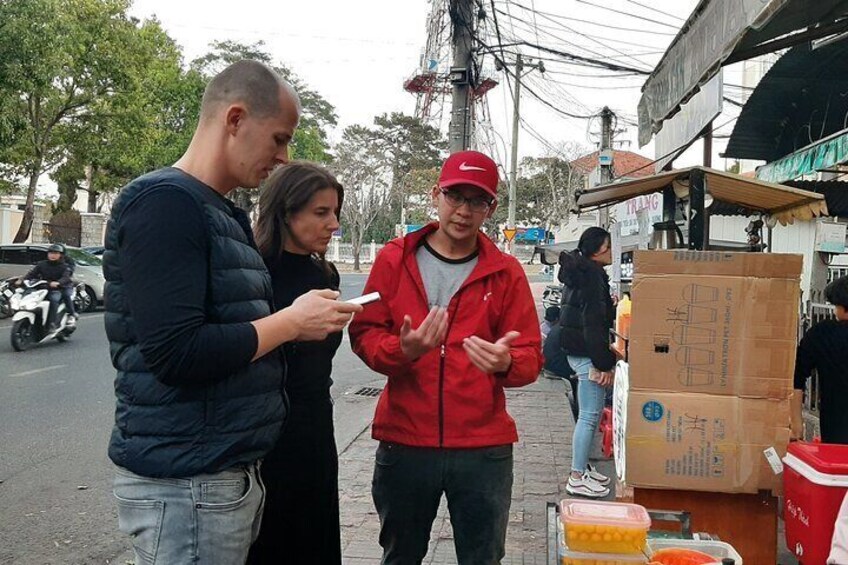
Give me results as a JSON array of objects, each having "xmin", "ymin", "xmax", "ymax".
[{"xmin": 125, "ymin": 0, "xmax": 744, "ymax": 172}]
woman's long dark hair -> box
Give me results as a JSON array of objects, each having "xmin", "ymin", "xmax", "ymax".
[
  {"xmin": 254, "ymin": 161, "xmax": 344, "ymax": 278},
  {"xmin": 558, "ymin": 226, "xmax": 611, "ymax": 284},
  {"xmin": 576, "ymin": 226, "xmax": 611, "ymax": 258}
]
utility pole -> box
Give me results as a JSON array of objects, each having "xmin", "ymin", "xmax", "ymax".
[
  {"xmin": 448, "ymin": 0, "xmax": 474, "ymax": 153},
  {"xmin": 598, "ymin": 106, "xmax": 614, "ymax": 228},
  {"xmin": 500, "ymin": 53, "xmax": 544, "ymax": 241},
  {"xmin": 508, "ymin": 53, "xmax": 523, "ymax": 234}
]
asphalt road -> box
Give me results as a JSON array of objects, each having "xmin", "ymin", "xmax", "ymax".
[{"xmin": 0, "ymin": 274, "xmax": 380, "ymax": 565}]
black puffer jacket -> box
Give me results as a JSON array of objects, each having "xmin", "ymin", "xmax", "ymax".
[
  {"xmin": 104, "ymin": 169, "xmax": 284, "ymax": 478},
  {"xmin": 558, "ymin": 251, "xmax": 616, "ymax": 372}
]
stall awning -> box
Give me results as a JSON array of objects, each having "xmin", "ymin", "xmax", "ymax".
[
  {"xmin": 638, "ymin": 0, "xmax": 848, "ymax": 146},
  {"xmin": 725, "ymin": 40, "xmax": 848, "ymax": 164},
  {"xmin": 576, "ymin": 167, "xmax": 828, "ymax": 225}
]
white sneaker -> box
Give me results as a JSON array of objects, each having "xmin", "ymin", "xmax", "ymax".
[
  {"xmin": 566, "ymin": 473, "xmax": 610, "ymax": 499},
  {"xmin": 67, "ymin": 316, "xmax": 76, "ymax": 327},
  {"xmin": 586, "ymin": 464, "xmax": 611, "ymax": 487}
]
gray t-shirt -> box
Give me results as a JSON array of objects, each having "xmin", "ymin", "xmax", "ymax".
[{"xmin": 416, "ymin": 241, "xmax": 479, "ymax": 308}]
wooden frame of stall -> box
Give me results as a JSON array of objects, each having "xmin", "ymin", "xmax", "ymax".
[{"xmin": 575, "ymin": 166, "xmax": 828, "ymax": 251}]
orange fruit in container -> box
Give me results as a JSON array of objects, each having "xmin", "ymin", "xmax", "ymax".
[
  {"xmin": 559, "ymin": 500, "xmax": 651, "ymax": 554},
  {"xmin": 648, "ymin": 548, "xmax": 717, "ymax": 565}
]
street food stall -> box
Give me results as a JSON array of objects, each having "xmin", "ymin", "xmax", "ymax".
[{"xmin": 544, "ymin": 168, "xmax": 828, "ymax": 564}]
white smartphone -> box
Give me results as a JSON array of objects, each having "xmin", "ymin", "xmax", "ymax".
[{"xmin": 346, "ymin": 291, "xmax": 381, "ymax": 306}]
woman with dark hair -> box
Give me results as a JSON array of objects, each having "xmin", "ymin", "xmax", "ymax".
[
  {"xmin": 248, "ymin": 161, "xmax": 345, "ymax": 564},
  {"xmin": 558, "ymin": 226, "xmax": 616, "ymax": 498}
]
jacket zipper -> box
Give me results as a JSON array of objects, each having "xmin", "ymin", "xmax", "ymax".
[
  {"xmin": 439, "ymin": 343, "xmax": 446, "ymax": 447},
  {"xmin": 438, "ymin": 291, "xmax": 462, "ymax": 447}
]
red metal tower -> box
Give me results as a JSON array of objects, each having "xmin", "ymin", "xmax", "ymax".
[{"xmin": 404, "ymin": 0, "xmax": 498, "ymax": 141}]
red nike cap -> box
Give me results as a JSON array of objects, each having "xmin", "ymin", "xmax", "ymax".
[{"xmin": 438, "ymin": 150, "xmax": 500, "ymax": 199}]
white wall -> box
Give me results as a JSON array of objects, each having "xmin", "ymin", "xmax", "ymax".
[{"xmin": 0, "ymin": 208, "xmax": 24, "ymax": 244}]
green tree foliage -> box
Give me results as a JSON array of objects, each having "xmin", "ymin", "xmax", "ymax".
[
  {"xmin": 0, "ymin": 0, "xmax": 203, "ymax": 240},
  {"xmin": 59, "ymin": 18, "xmax": 205, "ymax": 213}
]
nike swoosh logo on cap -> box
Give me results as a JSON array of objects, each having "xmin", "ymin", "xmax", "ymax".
[{"xmin": 458, "ymin": 162, "xmax": 487, "ymax": 172}]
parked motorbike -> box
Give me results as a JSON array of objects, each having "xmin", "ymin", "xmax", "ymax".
[
  {"xmin": 9, "ymin": 280, "xmax": 76, "ymax": 351},
  {"xmin": 73, "ymin": 281, "xmax": 91, "ymax": 314},
  {"xmin": 0, "ymin": 277, "xmax": 15, "ymax": 319}
]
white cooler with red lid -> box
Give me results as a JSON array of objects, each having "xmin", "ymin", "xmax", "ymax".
[{"xmin": 783, "ymin": 441, "xmax": 848, "ymax": 565}]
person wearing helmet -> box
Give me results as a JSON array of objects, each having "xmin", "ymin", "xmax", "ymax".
[{"xmin": 20, "ymin": 243, "xmax": 77, "ymax": 330}]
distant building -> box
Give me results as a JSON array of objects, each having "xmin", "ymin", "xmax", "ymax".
[{"xmin": 570, "ymin": 150, "xmax": 655, "ymax": 188}]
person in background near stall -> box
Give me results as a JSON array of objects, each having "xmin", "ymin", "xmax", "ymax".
[
  {"xmin": 543, "ymin": 323, "xmax": 579, "ymax": 422},
  {"xmin": 247, "ymin": 162, "xmax": 345, "ymax": 564},
  {"xmin": 349, "ymin": 150, "xmax": 543, "ymax": 564},
  {"xmin": 558, "ymin": 226, "xmax": 617, "ymax": 499},
  {"xmin": 794, "ymin": 275, "xmax": 848, "ymax": 444},
  {"xmin": 540, "ymin": 305, "xmax": 559, "ymax": 340}
]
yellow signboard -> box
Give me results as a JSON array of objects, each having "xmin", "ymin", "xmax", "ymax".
[{"xmin": 503, "ymin": 228, "xmax": 517, "ymax": 242}]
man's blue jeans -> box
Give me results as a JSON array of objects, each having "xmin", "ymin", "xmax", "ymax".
[
  {"xmin": 567, "ymin": 356, "xmax": 606, "ymax": 474},
  {"xmin": 372, "ymin": 442, "xmax": 513, "ymax": 565},
  {"xmin": 113, "ymin": 462, "xmax": 265, "ymax": 564}
]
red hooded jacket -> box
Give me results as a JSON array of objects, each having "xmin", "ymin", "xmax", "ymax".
[{"xmin": 349, "ymin": 224, "xmax": 543, "ymax": 448}]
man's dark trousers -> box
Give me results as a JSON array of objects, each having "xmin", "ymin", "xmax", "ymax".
[{"xmin": 372, "ymin": 442, "xmax": 513, "ymax": 565}]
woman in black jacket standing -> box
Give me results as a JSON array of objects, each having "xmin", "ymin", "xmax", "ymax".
[
  {"xmin": 248, "ymin": 162, "xmax": 345, "ymax": 564},
  {"xmin": 558, "ymin": 227, "xmax": 617, "ymax": 499}
]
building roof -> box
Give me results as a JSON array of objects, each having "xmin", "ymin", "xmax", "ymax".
[
  {"xmin": 725, "ymin": 40, "xmax": 848, "ymax": 162},
  {"xmin": 570, "ymin": 150, "xmax": 655, "ymax": 179}
]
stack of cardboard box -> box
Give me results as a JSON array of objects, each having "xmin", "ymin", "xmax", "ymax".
[{"xmin": 614, "ymin": 250, "xmax": 801, "ymax": 494}]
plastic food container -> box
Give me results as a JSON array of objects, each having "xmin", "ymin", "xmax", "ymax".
[
  {"xmin": 560, "ymin": 499, "xmax": 651, "ymax": 554},
  {"xmin": 558, "ymin": 519, "xmax": 647, "ymax": 565},
  {"xmin": 647, "ymin": 539, "xmax": 743, "ymax": 564}
]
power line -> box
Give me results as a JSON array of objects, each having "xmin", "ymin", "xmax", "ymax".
[
  {"xmin": 503, "ymin": 0, "xmax": 671, "ymax": 49},
  {"xmin": 485, "ymin": 39, "xmax": 652, "ymax": 74},
  {"xmin": 622, "ymin": 0, "xmax": 685, "ymax": 22},
  {"xmin": 500, "ymin": 1, "xmax": 667, "ymax": 54},
  {"xmin": 726, "ymin": 83, "xmax": 757, "ymax": 91},
  {"xmin": 494, "ymin": 5, "xmax": 653, "ymax": 71},
  {"xmin": 521, "ymin": 78, "xmax": 597, "ymax": 119},
  {"xmin": 614, "ymin": 115, "xmax": 740, "ymax": 178},
  {"xmin": 528, "ymin": 0, "xmax": 543, "ymax": 61},
  {"xmin": 494, "ymin": 0, "xmax": 677, "ymax": 36},
  {"xmin": 493, "ymin": 6, "xmax": 624, "ymax": 68},
  {"xmin": 540, "ymin": 68, "xmax": 645, "ymax": 78},
  {"xmin": 500, "ymin": 3, "xmax": 657, "ymax": 71},
  {"xmin": 573, "ymin": 0, "xmax": 682, "ymax": 30},
  {"xmin": 543, "ymin": 80, "xmax": 642, "ymax": 90}
]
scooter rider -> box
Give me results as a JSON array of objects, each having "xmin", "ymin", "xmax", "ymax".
[{"xmin": 18, "ymin": 244, "xmax": 77, "ymax": 330}]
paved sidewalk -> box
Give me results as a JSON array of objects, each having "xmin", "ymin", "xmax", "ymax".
[{"xmin": 337, "ymin": 375, "xmax": 612, "ymax": 564}]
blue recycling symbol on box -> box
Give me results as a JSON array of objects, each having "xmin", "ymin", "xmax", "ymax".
[{"xmin": 642, "ymin": 401, "xmax": 664, "ymax": 422}]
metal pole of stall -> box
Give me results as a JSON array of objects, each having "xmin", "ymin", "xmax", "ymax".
[{"xmin": 689, "ymin": 169, "xmax": 707, "ymax": 250}]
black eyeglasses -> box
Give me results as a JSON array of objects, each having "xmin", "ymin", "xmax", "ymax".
[{"xmin": 440, "ymin": 189, "xmax": 493, "ymax": 213}]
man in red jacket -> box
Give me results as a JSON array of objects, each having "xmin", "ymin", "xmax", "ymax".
[{"xmin": 349, "ymin": 150, "xmax": 543, "ymax": 564}]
